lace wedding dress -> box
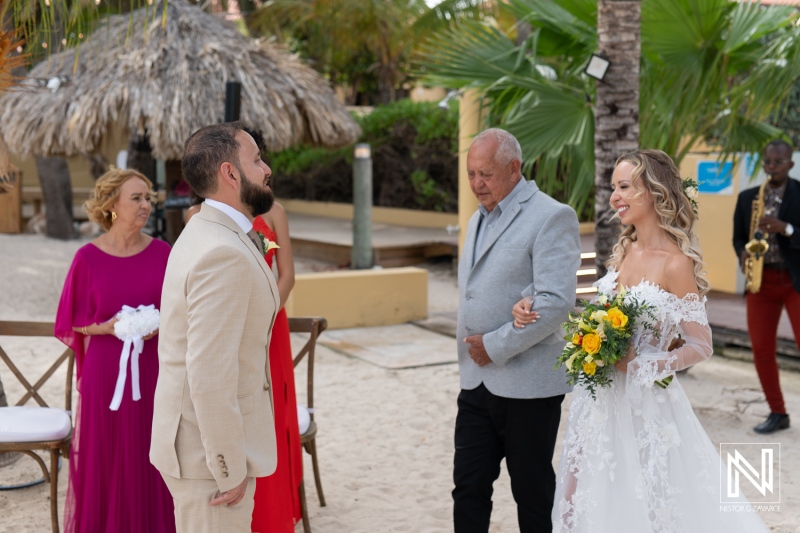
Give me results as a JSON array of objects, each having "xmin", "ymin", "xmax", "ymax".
[{"xmin": 552, "ymin": 268, "xmax": 770, "ymax": 532}]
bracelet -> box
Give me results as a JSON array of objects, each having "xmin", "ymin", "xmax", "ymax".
[{"xmin": 82, "ymin": 325, "xmax": 89, "ymax": 336}]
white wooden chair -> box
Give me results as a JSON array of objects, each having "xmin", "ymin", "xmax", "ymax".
[{"xmin": 0, "ymin": 321, "xmax": 74, "ymax": 533}]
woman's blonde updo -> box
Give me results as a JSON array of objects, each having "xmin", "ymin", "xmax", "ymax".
[
  {"xmin": 607, "ymin": 149, "xmax": 710, "ymax": 296},
  {"xmin": 84, "ymin": 168, "xmax": 153, "ymax": 231}
]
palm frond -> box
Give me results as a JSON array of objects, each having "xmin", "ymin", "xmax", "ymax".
[{"xmin": 418, "ymin": 22, "xmax": 526, "ymax": 88}]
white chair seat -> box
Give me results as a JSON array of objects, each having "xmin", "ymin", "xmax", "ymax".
[
  {"xmin": 0, "ymin": 406, "xmax": 72, "ymax": 443},
  {"xmin": 297, "ymin": 405, "xmax": 311, "ymax": 435}
]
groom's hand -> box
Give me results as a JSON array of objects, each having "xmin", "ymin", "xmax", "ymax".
[
  {"xmin": 465, "ymin": 335, "xmax": 492, "ymax": 367},
  {"xmin": 209, "ymin": 477, "xmax": 248, "ymax": 507}
]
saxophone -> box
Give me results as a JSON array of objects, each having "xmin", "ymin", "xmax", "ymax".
[{"xmin": 744, "ymin": 176, "xmax": 771, "ymax": 293}]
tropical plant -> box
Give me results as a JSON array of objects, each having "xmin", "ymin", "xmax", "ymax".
[
  {"xmin": 419, "ymin": 0, "xmax": 800, "ymax": 230},
  {"xmin": 774, "ymin": 77, "xmax": 800, "ymax": 149},
  {"xmin": 247, "ymin": 0, "xmax": 505, "ymax": 105},
  {"xmin": 269, "ymin": 99, "xmax": 459, "ymax": 212}
]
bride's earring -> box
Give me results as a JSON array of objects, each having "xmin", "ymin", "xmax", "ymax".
[{"xmin": 111, "ymin": 211, "xmax": 117, "ymax": 223}]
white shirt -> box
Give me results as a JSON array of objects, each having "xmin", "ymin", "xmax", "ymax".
[{"xmin": 204, "ymin": 199, "xmax": 253, "ymax": 234}]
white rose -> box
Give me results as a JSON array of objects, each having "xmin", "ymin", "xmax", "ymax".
[{"xmin": 685, "ymin": 186, "xmax": 698, "ymax": 200}]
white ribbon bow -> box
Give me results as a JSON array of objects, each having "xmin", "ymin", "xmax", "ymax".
[{"xmin": 110, "ymin": 304, "xmax": 160, "ymax": 411}]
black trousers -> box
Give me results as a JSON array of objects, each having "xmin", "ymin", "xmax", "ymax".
[{"xmin": 452, "ymin": 383, "xmax": 564, "ymax": 533}]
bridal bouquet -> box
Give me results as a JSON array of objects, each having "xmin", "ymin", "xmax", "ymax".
[{"xmin": 556, "ymin": 288, "xmax": 657, "ymax": 399}]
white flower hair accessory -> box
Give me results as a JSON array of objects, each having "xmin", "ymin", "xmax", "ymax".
[{"xmin": 682, "ymin": 177, "xmax": 699, "ymax": 216}]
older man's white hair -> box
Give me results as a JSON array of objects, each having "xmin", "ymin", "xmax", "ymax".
[{"xmin": 472, "ymin": 128, "xmax": 522, "ymax": 165}]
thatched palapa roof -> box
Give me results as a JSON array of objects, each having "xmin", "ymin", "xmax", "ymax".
[{"xmin": 0, "ymin": 0, "xmax": 360, "ymax": 160}]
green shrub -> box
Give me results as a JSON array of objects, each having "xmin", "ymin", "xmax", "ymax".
[{"xmin": 268, "ymin": 99, "xmax": 460, "ymax": 213}]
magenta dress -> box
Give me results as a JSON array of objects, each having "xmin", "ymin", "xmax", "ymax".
[{"xmin": 55, "ymin": 239, "xmax": 175, "ymax": 533}]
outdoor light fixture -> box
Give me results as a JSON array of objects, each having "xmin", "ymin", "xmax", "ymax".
[
  {"xmin": 354, "ymin": 144, "xmax": 371, "ymax": 159},
  {"xmin": 438, "ymin": 89, "xmax": 461, "ymax": 110},
  {"xmin": 584, "ymin": 53, "xmax": 611, "ymax": 81}
]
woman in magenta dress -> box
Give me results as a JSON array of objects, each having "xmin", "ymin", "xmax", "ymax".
[
  {"xmin": 55, "ymin": 169, "xmax": 175, "ymax": 533},
  {"xmin": 251, "ymin": 203, "xmax": 303, "ymax": 532}
]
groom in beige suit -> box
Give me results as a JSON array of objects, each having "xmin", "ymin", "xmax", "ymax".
[{"xmin": 151, "ymin": 122, "xmax": 280, "ymax": 532}]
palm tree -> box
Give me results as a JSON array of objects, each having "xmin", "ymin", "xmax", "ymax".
[
  {"xmin": 593, "ymin": 0, "xmax": 640, "ymax": 277},
  {"xmin": 419, "ymin": 0, "xmax": 800, "ymax": 270}
]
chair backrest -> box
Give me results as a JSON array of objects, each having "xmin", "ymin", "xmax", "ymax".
[
  {"xmin": 0, "ymin": 321, "xmax": 75, "ymax": 411},
  {"xmin": 287, "ymin": 317, "xmax": 327, "ymax": 420}
]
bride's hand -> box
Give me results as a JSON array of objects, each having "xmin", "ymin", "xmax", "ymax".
[
  {"xmin": 614, "ymin": 345, "xmax": 637, "ymax": 373},
  {"xmin": 512, "ymin": 298, "xmax": 540, "ymax": 329}
]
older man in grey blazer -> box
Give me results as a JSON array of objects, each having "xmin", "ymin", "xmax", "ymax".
[{"xmin": 454, "ymin": 128, "xmax": 580, "ymax": 532}]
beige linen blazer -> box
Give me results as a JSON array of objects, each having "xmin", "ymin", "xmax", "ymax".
[{"xmin": 151, "ymin": 203, "xmax": 280, "ymax": 493}]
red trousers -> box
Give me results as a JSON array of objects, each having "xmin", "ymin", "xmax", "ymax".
[{"xmin": 746, "ymin": 267, "xmax": 800, "ymax": 415}]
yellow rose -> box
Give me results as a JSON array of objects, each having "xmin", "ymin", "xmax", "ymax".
[
  {"xmin": 582, "ymin": 333, "xmax": 602, "ymax": 355},
  {"xmin": 572, "ymin": 333, "xmax": 582, "ymax": 345},
  {"xmin": 582, "ymin": 361, "xmax": 598, "ymax": 376},
  {"xmin": 605, "ymin": 307, "xmax": 629, "ymax": 329}
]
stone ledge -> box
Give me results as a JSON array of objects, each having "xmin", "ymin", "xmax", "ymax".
[{"xmin": 285, "ymin": 267, "xmax": 428, "ymax": 329}]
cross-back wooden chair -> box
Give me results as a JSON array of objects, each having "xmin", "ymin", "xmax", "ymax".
[
  {"xmin": 0, "ymin": 321, "xmax": 74, "ymax": 533},
  {"xmin": 288, "ymin": 316, "xmax": 327, "ymax": 533}
]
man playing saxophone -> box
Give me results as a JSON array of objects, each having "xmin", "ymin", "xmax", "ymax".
[{"xmin": 733, "ymin": 139, "xmax": 800, "ymax": 434}]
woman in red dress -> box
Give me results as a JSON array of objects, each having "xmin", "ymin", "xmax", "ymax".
[{"xmin": 251, "ymin": 202, "xmax": 303, "ymax": 532}]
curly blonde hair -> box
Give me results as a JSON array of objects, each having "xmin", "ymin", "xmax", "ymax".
[
  {"xmin": 84, "ymin": 169, "xmax": 154, "ymax": 231},
  {"xmin": 607, "ymin": 149, "xmax": 710, "ymax": 296}
]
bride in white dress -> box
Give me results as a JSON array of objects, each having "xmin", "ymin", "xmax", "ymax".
[{"xmin": 514, "ymin": 150, "xmax": 770, "ymax": 532}]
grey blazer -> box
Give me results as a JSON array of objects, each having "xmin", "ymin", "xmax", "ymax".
[{"xmin": 457, "ymin": 180, "xmax": 581, "ymax": 399}]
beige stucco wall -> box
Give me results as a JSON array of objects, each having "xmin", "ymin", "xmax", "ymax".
[
  {"xmin": 679, "ymin": 151, "xmax": 777, "ymax": 294},
  {"xmin": 285, "ymin": 267, "xmax": 428, "ymax": 329},
  {"xmin": 409, "ymin": 85, "xmax": 447, "ymax": 103}
]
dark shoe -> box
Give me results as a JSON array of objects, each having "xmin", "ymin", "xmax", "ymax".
[{"xmin": 754, "ymin": 413, "xmax": 790, "ymax": 434}]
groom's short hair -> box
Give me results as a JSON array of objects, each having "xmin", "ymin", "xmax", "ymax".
[{"xmin": 182, "ymin": 121, "xmax": 246, "ymax": 197}]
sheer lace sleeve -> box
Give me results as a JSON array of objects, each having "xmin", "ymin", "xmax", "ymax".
[{"xmin": 626, "ymin": 295, "xmax": 712, "ymax": 395}]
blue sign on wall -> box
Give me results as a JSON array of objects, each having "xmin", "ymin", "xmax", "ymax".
[{"xmin": 697, "ymin": 160, "xmax": 734, "ymax": 195}]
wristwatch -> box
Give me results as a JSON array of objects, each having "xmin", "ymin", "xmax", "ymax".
[{"xmin": 785, "ymin": 223, "xmax": 795, "ymax": 237}]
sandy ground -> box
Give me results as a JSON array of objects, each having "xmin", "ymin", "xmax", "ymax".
[{"xmin": 0, "ymin": 233, "xmax": 798, "ymax": 532}]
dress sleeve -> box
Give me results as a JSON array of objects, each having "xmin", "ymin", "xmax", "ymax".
[
  {"xmin": 54, "ymin": 248, "xmax": 93, "ymax": 385},
  {"xmin": 626, "ymin": 296, "xmax": 713, "ymax": 395}
]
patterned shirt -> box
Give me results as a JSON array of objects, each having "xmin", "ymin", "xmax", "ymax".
[
  {"xmin": 763, "ymin": 181, "xmax": 787, "ymax": 267},
  {"xmin": 473, "ymin": 178, "xmax": 527, "ymax": 266}
]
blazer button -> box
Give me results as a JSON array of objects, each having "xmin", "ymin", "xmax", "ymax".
[
  {"xmin": 217, "ymin": 455, "xmax": 224, "ymax": 460},
  {"xmin": 263, "ymin": 383, "xmax": 269, "ymax": 391}
]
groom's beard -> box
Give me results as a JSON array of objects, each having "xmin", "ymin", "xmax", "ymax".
[{"xmin": 239, "ymin": 168, "xmax": 274, "ymax": 217}]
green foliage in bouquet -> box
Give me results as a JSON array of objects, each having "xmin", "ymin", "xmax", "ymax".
[{"xmin": 557, "ymin": 288, "xmax": 658, "ymax": 399}]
